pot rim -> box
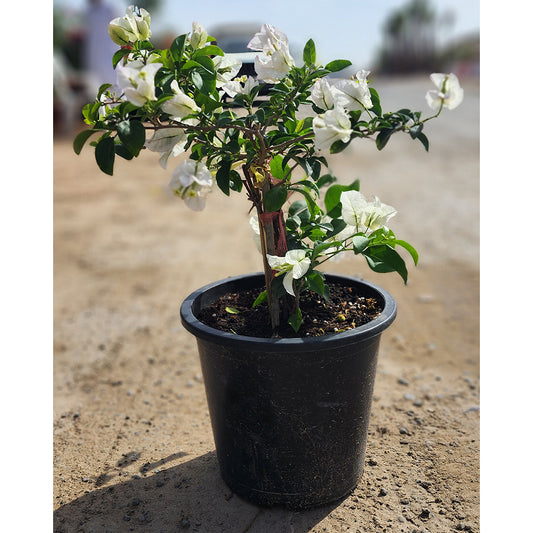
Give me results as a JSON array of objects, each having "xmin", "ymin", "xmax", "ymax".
[{"xmin": 180, "ymin": 272, "xmax": 397, "ymax": 351}]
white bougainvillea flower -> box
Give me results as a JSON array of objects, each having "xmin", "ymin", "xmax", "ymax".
[
  {"xmin": 330, "ymin": 70, "xmax": 372, "ymax": 111},
  {"xmin": 248, "ymin": 24, "xmax": 289, "ymax": 54},
  {"xmin": 117, "ymin": 62, "xmax": 162, "ymax": 107},
  {"xmin": 425, "ymin": 73, "xmax": 464, "ymax": 110},
  {"xmin": 312, "ymin": 107, "xmax": 353, "ymax": 152},
  {"xmin": 145, "ymin": 123, "xmax": 196, "ymax": 169},
  {"xmin": 340, "ymin": 190, "xmax": 397, "ymax": 233},
  {"xmin": 190, "ymin": 22, "xmax": 208, "ymax": 50},
  {"xmin": 248, "ymin": 24, "xmax": 294, "ymax": 82},
  {"xmin": 161, "ymin": 80, "xmax": 200, "ymax": 121},
  {"xmin": 364, "ymin": 197, "xmax": 397, "ymax": 231},
  {"xmin": 213, "ymin": 55, "xmax": 243, "ymax": 88},
  {"xmin": 108, "ymin": 5, "xmax": 151, "ymax": 46},
  {"xmin": 254, "ymin": 49, "xmax": 294, "ymax": 82},
  {"xmin": 310, "ymin": 78, "xmax": 344, "ymax": 111},
  {"xmin": 249, "ymin": 214, "xmax": 262, "ymax": 251},
  {"xmin": 221, "ymin": 75, "xmax": 259, "ymax": 98},
  {"xmin": 169, "ymin": 160, "xmax": 213, "ymax": 211},
  {"xmin": 267, "ymin": 250, "xmax": 311, "ymax": 296}
]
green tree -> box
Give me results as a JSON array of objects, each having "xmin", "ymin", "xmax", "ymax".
[{"xmin": 378, "ymin": 0, "xmax": 438, "ymax": 73}]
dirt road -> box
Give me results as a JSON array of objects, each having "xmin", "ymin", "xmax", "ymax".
[{"xmin": 54, "ymin": 76, "xmax": 479, "ymax": 532}]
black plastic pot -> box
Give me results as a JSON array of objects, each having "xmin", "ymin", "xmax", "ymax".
[{"xmin": 180, "ymin": 273, "xmax": 396, "ymax": 509}]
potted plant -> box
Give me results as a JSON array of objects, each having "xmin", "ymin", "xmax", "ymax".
[{"xmin": 74, "ymin": 5, "xmax": 464, "ymax": 509}]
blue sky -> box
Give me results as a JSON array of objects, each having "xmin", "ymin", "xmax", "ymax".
[{"xmin": 55, "ymin": 0, "xmax": 480, "ymax": 68}]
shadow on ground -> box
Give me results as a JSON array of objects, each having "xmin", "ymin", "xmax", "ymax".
[{"xmin": 54, "ymin": 451, "xmax": 342, "ymax": 532}]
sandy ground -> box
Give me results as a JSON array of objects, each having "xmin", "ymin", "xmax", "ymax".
[{"xmin": 53, "ymin": 76, "xmax": 480, "ymax": 532}]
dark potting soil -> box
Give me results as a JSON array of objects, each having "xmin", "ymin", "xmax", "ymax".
[{"xmin": 197, "ymin": 281, "xmax": 383, "ymax": 338}]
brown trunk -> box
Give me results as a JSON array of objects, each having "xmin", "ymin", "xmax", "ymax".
[
  {"xmin": 242, "ymin": 163, "xmax": 289, "ymax": 335},
  {"xmin": 257, "ymin": 209, "xmax": 288, "ymax": 335}
]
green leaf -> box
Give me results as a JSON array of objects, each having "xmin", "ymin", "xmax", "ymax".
[
  {"xmin": 193, "ymin": 45, "xmax": 224, "ymax": 58},
  {"xmin": 216, "ymin": 111, "xmax": 236, "ymax": 127},
  {"xmin": 324, "ymin": 180, "xmax": 360, "ymax": 216},
  {"xmin": 97, "ymin": 83, "xmax": 113, "ymax": 99},
  {"xmin": 270, "ymin": 154, "xmax": 291, "ymax": 181},
  {"xmin": 252, "ymin": 290, "xmax": 268, "ymax": 308},
  {"xmin": 408, "ymin": 123, "xmax": 423, "ymax": 139},
  {"xmin": 376, "ymin": 128, "xmax": 394, "ymax": 151},
  {"xmin": 170, "ymin": 34, "xmax": 187, "ymax": 62},
  {"xmin": 112, "ymin": 48, "xmax": 130, "ymax": 69},
  {"xmin": 303, "ymin": 38, "xmax": 316, "ymax": 66},
  {"xmin": 324, "ymin": 59, "xmax": 352, "ymax": 73},
  {"xmin": 417, "ymin": 132, "xmax": 429, "ymax": 151},
  {"xmin": 117, "ymin": 101, "xmax": 139, "ymax": 117},
  {"xmin": 329, "ymin": 139, "xmax": 350, "ymax": 154},
  {"xmin": 363, "ymin": 245, "xmax": 408, "ymax": 284},
  {"xmin": 288, "ymin": 307, "xmax": 303, "ymax": 333},
  {"xmin": 155, "ymin": 70, "xmax": 176, "ymax": 92},
  {"xmin": 306, "ymin": 271, "xmax": 325, "ymax": 296},
  {"xmin": 82, "ymin": 102, "xmax": 101, "ymax": 124},
  {"xmin": 288, "ymin": 199, "xmax": 308, "ymax": 218},
  {"xmin": 216, "ymin": 160, "xmax": 232, "ymax": 196},
  {"xmin": 229, "ymin": 170, "xmax": 243, "ymax": 192},
  {"xmin": 117, "ymin": 120, "xmax": 145, "ymax": 157},
  {"xmin": 115, "ymin": 144, "xmax": 134, "ymax": 160},
  {"xmin": 225, "ymin": 306, "xmax": 240, "ymax": 314},
  {"xmin": 95, "ymin": 136, "xmax": 115, "ymax": 176},
  {"xmin": 182, "ymin": 59, "xmax": 204, "ymax": 70},
  {"xmin": 316, "ymin": 174, "xmax": 336, "ymax": 189},
  {"xmin": 195, "ymin": 91, "xmax": 222, "ymax": 113},
  {"xmin": 190, "ymin": 55, "xmax": 217, "ymax": 95},
  {"xmin": 294, "ymin": 187, "xmax": 321, "ymax": 217},
  {"xmin": 73, "ymin": 129, "xmax": 100, "ymax": 155},
  {"xmin": 191, "ymin": 70, "xmax": 204, "ymax": 92},
  {"xmin": 271, "ymin": 275, "xmax": 287, "ymax": 299},
  {"xmin": 369, "ymin": 88, "xmax": 382, "ymax": 116},
  {"xmin": 291, "ymin": 179, "xmax": 319, "ymax": 196},
  {"xmin": 312, "ymin": 240, "xmax": 340, "ymax": 258},
  {"xmin": 264, "ymin": 186, "xmax": 288, "ymax": 212},
  {"xmin": 327, "ymin": 218, "xmax": 347, "ymax": 238},
  {"xmin": 352, "ymin": 235, "xmax": 370, "ymax": 254},
  {"xmin": 394, "ymin": 239, "xmax": 419, "ymax": 266},
  {"xmin": 308, "ymin": 68, "xmax": 330, "ymax": 81}
]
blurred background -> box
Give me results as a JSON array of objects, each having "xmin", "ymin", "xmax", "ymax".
[{"xmin": 52, "ymin": 0, "xmax": 479, "ymax": 135}]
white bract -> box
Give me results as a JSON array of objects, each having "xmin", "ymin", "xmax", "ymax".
[
  {"xmin": 330, "ymin": 70, "xmax": 373, "ymax": 111},
  {"xmin": 213, "ymin": 55, "xmax": 243, "ymax": 88},
  {"xmin": 254, "ymin": 49, "xmax": 294, "ymax": 82},
  {"xmin": 425, "ymin": 73, "xmax": 464, "ymax": 110},
  {"xmin": 190, "ymin": 22, "xmax": 208, "ymax": 50},
  {"xmin": 267, "ymin": 250, "xmax": 311, "ymax": 297},
  {"xmin": 310, "ymin": 78, "xmax": 343, "ymax": 110},
  {"xmin": 248, "ymin": 24, "xmax": 289, "ymax": 54},
  {"xmin": 108, "ymin": 5, "xmax": 151, "ymax": 46},
  {"xmin": 249, "ymin": 214, "xmax": 262, "ymax": 252},
  {"xmin": 340, "ymin": 190, "xmax": 397, "ymax": 233},
  {"xmin": 169, "ymin": 160, "xmax": 213, "ymax": 211},
  {"xmin": 145, "ymin": 125, "xmax": 194, "ymax": 168},
  {"xmin": 161, "ymin": 80, "xmax": 201, "ymax": 121},
  {"xmin": 124, "ymin": 49, "xmax": 160, "ymax": 69},
  {"xmin": 248, "ymin": 24, "xmax": 295, "ymax": 82},
  {"xmin": 312, "ymin": 107, "xmax": 353, "ymax": 152},
  {"xmin": 221, "ymin": 76, "xmax": 259, "ymax": 98},
  {"xmin": 117, "ymin": 62, "xmax": 161, "ymax": 107}
]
